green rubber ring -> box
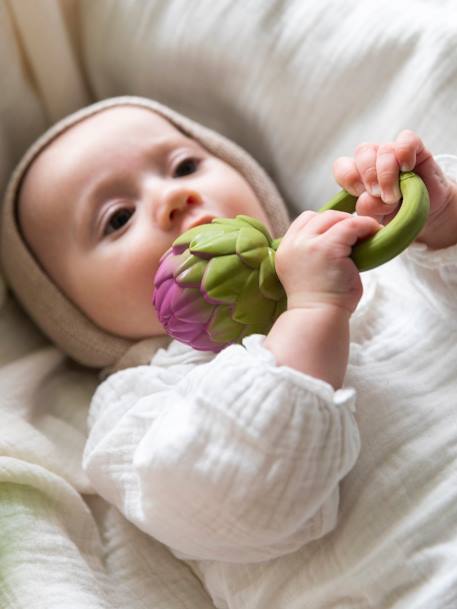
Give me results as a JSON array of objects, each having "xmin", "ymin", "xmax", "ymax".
[{"xmin": 318, "ymin": 171, "xmax": 430, "ymax": 271}]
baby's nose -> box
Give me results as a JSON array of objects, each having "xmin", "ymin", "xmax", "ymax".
[{"xmin": 162, "ymin": 189, "xmax": 202, "ymax": 225}]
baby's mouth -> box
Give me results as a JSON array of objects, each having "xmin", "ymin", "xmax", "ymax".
[{"xmin": 184, "ymin": 214, "xmax": 217, "ymax": 231}]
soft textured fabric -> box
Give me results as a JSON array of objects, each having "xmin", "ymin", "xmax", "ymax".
[
  {"xmin": 82, "ymin": 158, "xmax": 457, "ymax": 609},
  {"xmin": 0, "ymin": 347, "xmax": 216, "ymax": 609},
  {"xmin": 2, "ymin": 1, "xmax": 457, "ymax": 608},
  {"xmin": 83, "ymin": 335, "xmax": 360, "ymax": 564}
]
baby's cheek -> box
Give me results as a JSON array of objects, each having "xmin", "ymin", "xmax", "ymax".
[
  {"xmin": 210, "ymin": 162, "xmax": 266, "ymax": 219},
  {"xmin": 228, "ymin": 182, "xmax": 270, "ymax": 226}
]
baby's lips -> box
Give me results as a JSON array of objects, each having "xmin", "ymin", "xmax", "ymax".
[{"xmin": 183, "ymin": 213, "xmax": 217, "ymax": 232}]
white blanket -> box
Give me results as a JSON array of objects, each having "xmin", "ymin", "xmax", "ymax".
[{"xmin": 1, "ymin": 0, "xmax": 457, "ymax": 607}]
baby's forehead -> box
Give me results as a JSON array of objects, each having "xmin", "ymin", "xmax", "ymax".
[
  {"xmin": 45, "ymin": 106, "xmax": 187, "ymax": 156},
  {"xmin": 19, "ymin": 106, "xmax": 191, "ymax": 199},
  {"xmin": 76, "ymin": 105, "xmax": 185, "ymax": 134}
]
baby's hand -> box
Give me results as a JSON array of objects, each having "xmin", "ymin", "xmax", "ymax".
[
  {"xmin": 275, "ymin": 210, "xmax": 381, "ymax": 314},
  {"xmin": 332, "ymin": 130, "xmax": 457, "ymax": 247}
]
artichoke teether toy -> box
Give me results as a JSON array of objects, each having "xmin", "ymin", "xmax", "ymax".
[{"xmin": 153, "ymin": 171, "xmax": 429, "ymax": 352}]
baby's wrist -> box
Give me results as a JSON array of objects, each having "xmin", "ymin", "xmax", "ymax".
[
  {"xmin": 286, "ymin": 294, "xmax": 356, "ymax": 317},
  {"xmin": 265, "ymin": 306, "xmax": 351, "ymax": 389},
  {"xmin": 278, "ymin": 306, "xmax": 352, "ymax": 339},
  {"xmin": 417, "ymin": 178, "xmax": 457, "ymax": 250}
]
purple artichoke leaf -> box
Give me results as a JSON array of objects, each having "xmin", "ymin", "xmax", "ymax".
[
  {"xmin": 154, "ymin": 250, "xmax": 181, "ymax": 288},
  {"xmin": 190, "ymin": 332, "xmax": 226, "ymax": 353},
  {"xmin": 172, "ymin": 287, "xmax": 215, "ymax": 324},
  {"xmin": 153, "ymin": 277, "xmax": 176, "ymax": 315},
  {"xmin": 156, "ymin": 279, "xmax": 183, "ymax": 318},
  {"xmin": 175, "ymin": 254, "xmax": 207, "ymax": 287},
  {"xmin": 166, "ymin": 316, "xmax": 207, "ymax": 341}
]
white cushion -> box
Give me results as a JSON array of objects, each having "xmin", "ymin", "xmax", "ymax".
[
  {"xmin": 0, "ymin": 3, "xmax": 46, "ymax": 196},
  {"xmin": 80, "ymin": 0, "xmax": 457, "ymax": 215}
]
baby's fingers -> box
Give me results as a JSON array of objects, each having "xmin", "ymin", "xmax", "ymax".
[
  {"xmin": 332, "ymin": 156, "xmax": 365, "ymax": 196},
  {"xmin": 354, "ymin": 143, "xmax": 380, "ymax": 197},
  {"xmin": 375, "ymin": 144, "xmax": 401, "ymax": 205},
  {"xmin": 394, "ymin": 129, "xmax": 429, "ymax": 171},
  {"xmin": 324, "ymin": 215, "xmax": 382, "ymax": 255},
  {"xmin": 355, "ymin": 191, "xmax": 399, "ymax": 225}
]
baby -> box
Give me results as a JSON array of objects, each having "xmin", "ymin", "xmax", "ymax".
[{"xmin": 2, "ymin": 96, "xmax": 457, "ymax": 608}]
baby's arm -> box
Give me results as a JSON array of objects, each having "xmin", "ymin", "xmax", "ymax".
[
  {"xmin": 82, "ymin": 339, "xmax": 360, "ymax": 563},
  {"xmin": 265, "ymin": 210, "xmax": 381, "ymax": 388}
]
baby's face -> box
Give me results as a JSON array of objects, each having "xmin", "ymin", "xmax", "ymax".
[{"xmin": 18, "ymin": 106, "xmax": 272, "ymax": 339}]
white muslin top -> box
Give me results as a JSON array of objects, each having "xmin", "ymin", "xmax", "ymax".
[{"xmin": 82, "ymin": 157, "xmax": 457, "ymax": 609}]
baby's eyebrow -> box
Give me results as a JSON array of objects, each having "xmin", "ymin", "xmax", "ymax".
[{"xmin": 84, "ymin": 135, "xmax": 192, "ymax": 200}]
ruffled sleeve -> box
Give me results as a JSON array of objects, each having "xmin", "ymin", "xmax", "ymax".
[{"xmin": 82, "ymin": 335, "xmax": 360, "ymax": 563}]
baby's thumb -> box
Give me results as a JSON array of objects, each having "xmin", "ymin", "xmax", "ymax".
[
  {"xmin": 327, "ymin": 215, "xmax": 382, "ymax": 249},
  {"xmin": 353, "ymin": 215, "xmax": 383, "ymax": 242}
]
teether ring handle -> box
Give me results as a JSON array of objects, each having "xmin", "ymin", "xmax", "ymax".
[{"xmin": 317, "ymin": 171, "xmax": 430, "ymax": 271}]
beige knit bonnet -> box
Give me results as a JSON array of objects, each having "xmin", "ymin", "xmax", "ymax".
[{"xmin": 0, "ymin": 96, "xmax": 290, "ymax": 371}]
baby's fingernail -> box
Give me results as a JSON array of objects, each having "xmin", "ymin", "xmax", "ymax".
[
  {"xmin": 370, "ymin": 183, "xmax": 381, "ymax": 197},
  {"xmin": 382, "ymin": 185, "xmax": 401, "ymax": 205},
  {"xmin": 353, "ymin": 181, "xmax": 365, "ymax": 195},
  {"xmin": 401, "ymin": 164, "xmax": 409, "ymax": 172}
]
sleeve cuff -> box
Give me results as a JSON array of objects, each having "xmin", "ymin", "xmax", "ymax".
[
  {"xmin": 242, "ymin": 334, "xmax": 357, "ymax": 412},
  {"xmin": 435, "ymin": 153, "xmax": 457, "ymax": 183},
  {"xmin": 402, "ymin": 239, "xmax": 457, "ymax": 269}
]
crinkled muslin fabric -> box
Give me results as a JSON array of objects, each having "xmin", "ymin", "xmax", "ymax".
[{"xmin": 0, "ymin": 96, "xmax": 290, "ymax": 371}]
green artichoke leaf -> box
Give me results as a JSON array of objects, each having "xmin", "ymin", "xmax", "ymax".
[
  {"xmin": 232, "ymin": 270, "xmax": 277, "ymax": 325},
  {"xmin": 175, "ymin": 253, "xmax": 207, "ymax": 286},
  {"xmin": 259, "ymin": 249, "xmax": 286, "ymax": 300},
  {"xmin": 173, "ymin": 222, "xmax": 232, "ymax": 248},
  {"xmin": 273, "ymin": 297, "xmax": 287, "ymax": 320},
  {"xmin": 212, "ymin": 218, "xmax": 245, "ymax": 228},
  {"xmin": 236, "ymin": 227, "xmax": 270, "ymax": 268},
  {"xmin": 190, "ymin": 231, "xmax": 238, "ymax": 257},
  {"xmin": 207, "ymin": 305, "xmax": 244, "ymax": 344},
  {"xmin": 235, "ymin": 215, "xmax": 273, "ymax": 242},
  {"xmin": 203, "ymin": 254, "xmax": 251, "ymax": 303},
  {"xmin": 237, "ymin": 297, "xmax": 286, "ymax": 340},
  {"xmin": 239, "ymin": 319, "xmax": 273, "ymax": 340}
]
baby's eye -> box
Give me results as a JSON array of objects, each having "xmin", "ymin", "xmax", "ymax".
[
  {"xmin": 104, "ymin": 207, "xmax": 135, "ymax": 235},
  {"xmin": 173, "ymin": 157, "xmax": 199, "ymax": 178}
]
